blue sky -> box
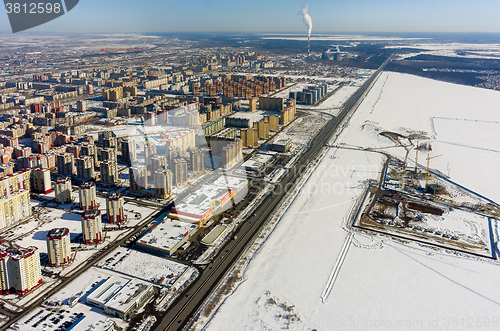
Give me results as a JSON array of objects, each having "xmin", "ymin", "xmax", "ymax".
[{"xmin": 1, "ymin": 0, "xmax": 500, "ymax": 34}]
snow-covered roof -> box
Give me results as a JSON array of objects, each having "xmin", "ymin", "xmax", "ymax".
[{"xmin": 137, "ymin": 218, "xmax": 196, "ymax": 252}]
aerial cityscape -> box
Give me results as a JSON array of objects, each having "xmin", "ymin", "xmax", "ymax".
[{"xmin": 1, "ymin": 1, "xmax": 500, "ymax": 331}]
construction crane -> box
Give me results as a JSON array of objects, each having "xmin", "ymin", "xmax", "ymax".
[
  {"xmin": 414, "ymin": 142, "xmax": 419, "ymax": 173},
  {"xmin": 426, "ymin": 154, "xmax": 442, "ymax": 187},
  {"xmin": 140, "ymin": 116, "xmax": 150, "ymax": 148}
]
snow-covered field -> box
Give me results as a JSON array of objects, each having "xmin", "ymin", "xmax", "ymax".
[
  {"xmin": 97, "ymin": 247, "xmax": 190, "ymax": 286},
  {"xmin": 200, "ymin": 72, "xmax": 500, "ymax": 331},
  {"xmin": 309, "ymin": 85, "xmax": 360, "ymax": 115},
  {"xmin": 388, "ymin": 43, "xmax": 500, "ymax": 60}
]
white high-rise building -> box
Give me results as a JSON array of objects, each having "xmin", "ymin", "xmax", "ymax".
[
  {"xmin": 81, "ymin": 210, "xmax": 102, "ymax": 244},
  {"xmin": 79, "ymin": 181, "xmax": 96, "ymax": 210},
  {"xmin": 46, "ymin": 228, "xmax": 71, "ymax": 267},
  {"xmin": 55, "ymin": 177, "xmax": 72, "ymax": 204},
  {"xmin": 106, "ymin": 192, "xmax": 124, "ymax": 224}
]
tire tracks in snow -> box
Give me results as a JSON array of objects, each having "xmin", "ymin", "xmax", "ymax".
[{"xmin": 320, "ymin": 232, "xmax": 354, "ymax": 303}]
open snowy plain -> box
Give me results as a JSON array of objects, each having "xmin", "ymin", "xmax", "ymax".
[{"xmin": 201, "ymin": 72, "xmax": 500, "ymax": 331}]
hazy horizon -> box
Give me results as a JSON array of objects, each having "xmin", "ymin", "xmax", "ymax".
[{"xmin": 1, "ymin": 0, "xmax": 500, "ymax": 35}]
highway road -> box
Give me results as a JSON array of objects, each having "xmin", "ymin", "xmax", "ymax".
[
  {"xmin": 155, "ymin": 56, "xmax": 393, "ymax": 331},
  {"xmin": 3, "ymin": 56, "xmax": 392, "ymax": 331}
]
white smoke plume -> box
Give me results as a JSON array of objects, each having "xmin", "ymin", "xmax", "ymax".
[{"xmin": 299, "ymin": 2, "xmax": 313, "ymax": 37}]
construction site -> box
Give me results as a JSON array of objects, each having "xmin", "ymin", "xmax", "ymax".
[{"xmin": 351, "ymin": 131, "xmax": 500, "ymax": 259}]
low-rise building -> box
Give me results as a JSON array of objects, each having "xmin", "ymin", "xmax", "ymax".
[
  {"xmin": 86, "ymin": 275, "xmax": 154, "ymax": 320},
  {"xmin": 136, "ymin": 218, "xmax": 197, "ymax": 256}
]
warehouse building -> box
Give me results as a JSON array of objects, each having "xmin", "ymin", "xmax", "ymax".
[{"xmin": 86, "ymin": 275, "xmax": 154, "ymax": 320}]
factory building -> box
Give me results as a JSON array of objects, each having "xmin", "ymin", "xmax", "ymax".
[
  {"xmin": 81, "ymin": 209, "xmax": 102, "ymax": 244},
  {"xmin": 0, "ymin": 246, "xmax": 42, "ymax": 295},
  {"xmin": 79, "ymin": 181, "xmax": 97, "ymax": 211},
  {"xmin": 106, "ymin": 192, "xmax": 124, "ymax": 224},
  {"xmin": 46, "ymin": 228, "xmax": 71, "ymax": 267},
  {"xmin": 55, "ymin": 176, "xmax": 72, "ymax": 204}
]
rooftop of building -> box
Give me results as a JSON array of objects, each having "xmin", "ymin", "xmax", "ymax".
[
  {"xmin": 105, "ymin": 278, "xmax": 152, "ymax": 314},
  {"xmin": 107, "ymin": 192, "xmax": 123, "ymax": 200},
  {"xmin": 80, "ymin": 181, "xmax": 95, "ymax": 188},
  {"xmin": 56, "ymin": 176, "xmax": 71, "ymax": 183},
  {"xmin": 0, "ymin": 246, "xmax": 38, "ymax": 261},
  {"xmin": 138, "ymin": 218, "xmax": 196, "ymax": 252},
  {"xmin": 83, "ymin": 209, "xmax": 101, "ymax": 218},
  {"xmin": 47, "ymin": 227, "xmax": 70, "ymax": 239},
  {"xmin": 87, "ymin": 275, "xmax": 127, "ymax": 308},
  {"xmin": 172, "ymin": 176, "xmax": 248, "ymax": 219}
]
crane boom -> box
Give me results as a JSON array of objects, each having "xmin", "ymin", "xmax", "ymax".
[{"xmin": 426, "ymin": 154, "xmax": 442, "ymax": 187}]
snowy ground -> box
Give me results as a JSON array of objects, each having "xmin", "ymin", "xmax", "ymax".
[
  {"xmin": 0, "ymin": 193, "xmax": 159, "ymax": 311},
  {"xmin": 9, "ymin": 268, "xmax": 139, "ymax": 331},
  {"xmin": 388, "ymin": 43, "xmax": 500, "ymax": 60},
  {"xmin": 96, "ymin": 247, "xmax": 190, "ymax": 287},
  {"xmin": 199, "ymin": 72, "xmax": 500, "ymax": 331},
  {"xmin": 307, "ymin": 85, "xmax": 360, "ymax": 116}
]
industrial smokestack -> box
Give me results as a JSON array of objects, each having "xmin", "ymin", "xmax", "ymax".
[{"xmin": 299, "ymin": 2, "xmax": 313, "ymax": 56}]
